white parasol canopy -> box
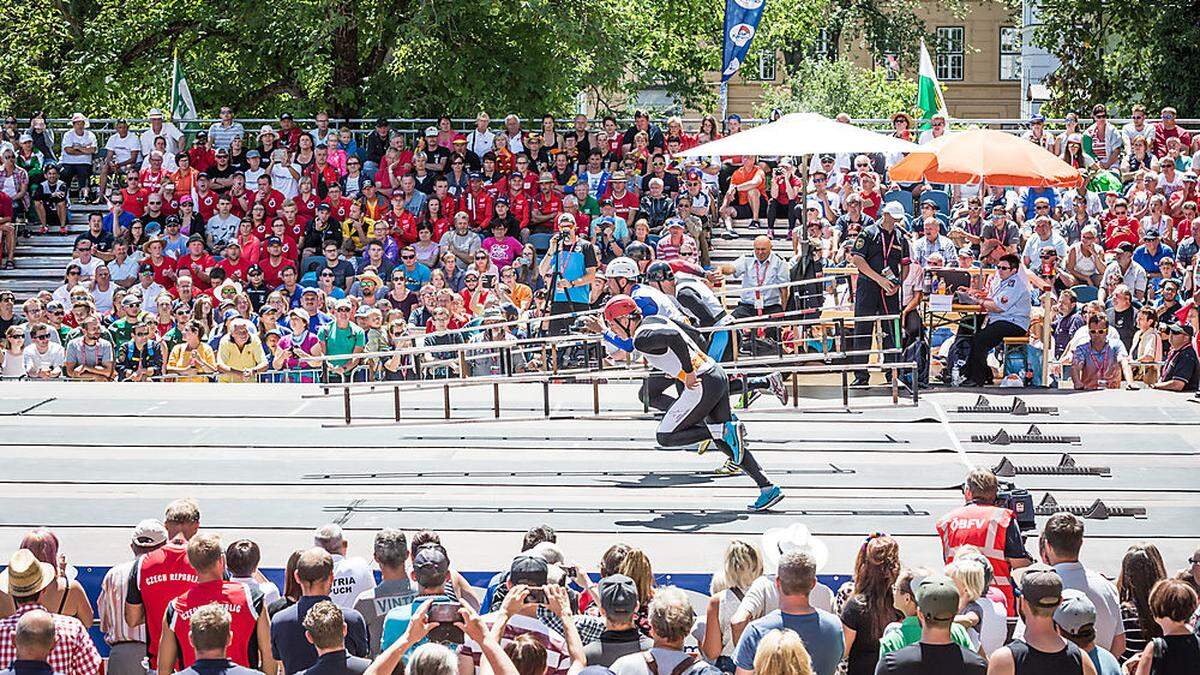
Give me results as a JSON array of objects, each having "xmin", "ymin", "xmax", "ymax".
[{"xmin": 673, "ymin": 112, "xmax": 921, "ymax": 158}]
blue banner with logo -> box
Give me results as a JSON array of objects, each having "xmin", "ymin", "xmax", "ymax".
[{"xmin": 721, "ymin": 0, "xmax": 766, "ymax": 82}]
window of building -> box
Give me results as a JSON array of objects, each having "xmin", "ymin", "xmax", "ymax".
[
  {"xmin": 813, "ymin": 29, "xmax": 838, "ymax": 61},
  {"xmin": 750, "ymin": 49, "xmax": 776, "ymax": 81},
  {"xmin": 999, "ymin": 26, "xmax": 1021, "ymax": 81},
  {"xmin": 935, "ymin": 26, "xmax": 964, "ymax": 81},
  {"xmin": 877, "ymin": 52, "xmax": 900, "ymax": 81}
]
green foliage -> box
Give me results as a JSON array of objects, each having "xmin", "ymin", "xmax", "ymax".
[
  {"xmin": 0, "ymin": 0, "xmax": 945, "ymax": 119},
  {"xmin": 757, "ymin": 59, "xmax": 917, "ymax": 118},
  {"xmin": 1033, "ymin": 0, "xmax": 1200, "ymax": 115}
]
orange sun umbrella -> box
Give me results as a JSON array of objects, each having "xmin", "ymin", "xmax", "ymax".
[{"xmin": 888, "ymin": 128, "xmax": 1083, "ymax": 188}]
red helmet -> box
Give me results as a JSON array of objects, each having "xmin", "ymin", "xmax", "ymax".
[{"xmin": 603, "ymin": 294, "xmax": 640, "ymax": 324}]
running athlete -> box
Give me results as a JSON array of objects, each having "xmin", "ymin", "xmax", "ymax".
[
  {"xmin": 644, "ymin": 259, "xmax": 788, "ymax": 409},
  {"xmin": 602, "ymin": 294, "xmax": 785, "ymax": 511}
]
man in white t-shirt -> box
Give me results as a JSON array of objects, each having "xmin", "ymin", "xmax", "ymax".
[
  {"xmin": 314, "ymin": 523, "xmax": 376, "ymax": 609},
  {"xmin": 269, "ymin": 148, "xmax": 301, "ymax": 199},
  {"xmin": 139, "ymin": 108, "xmax": 185, "ymax": 158},
  {"xmin": 99, "ymin": 118, "xmax": 142, "ymax": 197},
  {"xmin": 60, "ymin": 113, "xmax": 98, "ymax": 200}
]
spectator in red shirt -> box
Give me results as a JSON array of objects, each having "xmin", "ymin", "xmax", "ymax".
[
  {"xmin": 253, "ymin": 175, "xmax": 286, "ymax": 221},
  {"xmin": 385, "ymin": 196, "xmax": 419, "ymax": 246},
  {"xmin": 142, "ymin": 237, "xmax": 177, "ymax": 290},
  {"xmin": 1105, "ymin": 200, "xmax": 1141, "ymax": 250},
  {"xmin": 175, "ymin": 235, "xmax": 216, "ymax": 291},
  {"xmin": 121, "ymin": 173, "xmax": 151, "ymax": 217},
  {"xmin": 216, "ymin": 241, "xmax": 251, "ymax": 285},
  {"xmin": 187, "ymin": 132, "xmax": 215, "ymax": 174},
  {"xmin": 1152, "ymin": 107, "xmax": 1192, "ymax": 158},
  {"xmin": 157, "ymin": 533, "xmax": 275, "ymax": 673},
  {"xmin": 277, "ymin": 113, "xmax": 303, "ymax": 150},
  {"xmin": 125, "ymin": 499, "xmax": 202, "ymax": 671},
  {"xmin": 324, "ymin": 183, "xmax": 353, "ymax": 223},
  {"xmin": 258, "ymin": 237, "xmax": 294, "ymax": 288},
  {"xmin": 528, "ymin": 173, "xmax": 563, "ymax": 237},
  {"xmin": 193, "ymin": 175, "xmax": 220, "ymax": 222},
  {"xmin": 604, "ymin": 171, "xmax": 640, "ymax": 226},
  {"xmin": 463, "ymin": 173, "xmax": 494, "ymax": 230}
]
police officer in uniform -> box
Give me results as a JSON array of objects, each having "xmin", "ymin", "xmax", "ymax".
[
  {"xmin": 936, "ymin": 468, "xmax": 1034, "ymax": 616},
  {"xmin": 848, "ymin": 201, "xmax": 910, "ymax": 386}
]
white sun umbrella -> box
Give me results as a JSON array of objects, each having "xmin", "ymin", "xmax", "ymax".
[{"xmin": 673, "ymin": 112, "xmax": 921, "ymax": 158}]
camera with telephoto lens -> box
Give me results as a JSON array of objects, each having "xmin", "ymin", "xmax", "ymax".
[{"xmin": 996, "ymin": 480, "xmax": 1036, "ymax": 531}]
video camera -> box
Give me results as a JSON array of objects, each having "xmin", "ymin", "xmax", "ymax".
[{"xmin": 996, "ymin": 480, "xmax": 1036, "ymax": 532}]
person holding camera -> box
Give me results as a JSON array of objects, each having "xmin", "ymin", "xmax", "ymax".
[
  {"xmin": 935, "ymin": 469, "xmax": 1034, "ymax": 617},
  {"xmin": 537, "ymin": 214, "xmax": 597, "ymax": 335},
  {"xmin": 765, "ymin": 159, "xmax": 801, "ymax": 240},
  {"xmin": 379, "ymin": 545, "xmax": 456, "ymax": 657}
]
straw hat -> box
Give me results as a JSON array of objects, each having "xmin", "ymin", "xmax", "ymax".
[{"xmin": 0, "ymin": 549, "xmax": 56, "ymax": 597}]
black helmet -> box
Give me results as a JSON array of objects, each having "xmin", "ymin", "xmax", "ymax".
[
  {"xmin": 624, "ymin": 240, "xmax": 653, "ymax": 262},
  {"xmin": 643, "ymin": 260, "xmax": 675, "ymax": 283}
]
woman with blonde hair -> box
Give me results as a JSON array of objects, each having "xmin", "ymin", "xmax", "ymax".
[
  {"xmin": 945, "ymin": 557, "xmax": 1005, "ymax": 655},
  {"xmin": 617, "ymin": 547, "xmax": 656, "ymax": 636},
  {"xmin": 703, "ymin": 540, "xmax": 763, "ymax": 664},
  {"xmin": 752, "ymin": 629, "xmax": 813, "ymax": 675}
]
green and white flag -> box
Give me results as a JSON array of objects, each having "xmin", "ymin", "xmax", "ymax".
[
  {"xmin": 916, "ymin": 39, "xmax": 948, "ymax": 129},
  {"xmin": 170, "ymin": 49, "xmax": 197, "ymax": 135}
]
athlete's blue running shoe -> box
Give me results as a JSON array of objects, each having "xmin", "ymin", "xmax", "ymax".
[
  {"xmin": 749, "ymin": 485, "xmax": 784, "ymax": 511},
  {"xmin": 722, "ymin": 420, "xmax": 745, "ymax": 464}
]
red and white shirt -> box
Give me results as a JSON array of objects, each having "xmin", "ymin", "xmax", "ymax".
[
  {"xmin": 126, "ymin": 539, "xmax": 198, "ymax": 667},
  {"xmin": 164, "ymin": 580, "xmax": 263, "ymax": 670},
  {"xmin": 0, "ymin": 604, "xmax": 102, "ymax": 675}
]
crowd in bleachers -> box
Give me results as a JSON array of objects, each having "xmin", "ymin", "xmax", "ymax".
[{"xmin": 0, "ymin": 106, "xmax": 1198, "ymax": 389}]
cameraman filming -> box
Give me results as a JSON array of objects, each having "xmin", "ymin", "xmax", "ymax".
[
  {"xmin": 936, "ymin": 468, "xmax": 1033, "ymax": 617},
  {"xmin": 537, "ymin": 213, "xmax": 597, "ymax": 335}
]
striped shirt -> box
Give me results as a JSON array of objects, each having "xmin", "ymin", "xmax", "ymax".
[
  {"xmin": 0, "ymin": 604, "xmax": 102, "ymax": 675},
  {"xmin": 1120, "ymin": 602, "xmax": 1150, "ymax": 661},
  {"xmin": 98, "ymin": 560, "xmax": 145, "ymax": 645},
  {"xmin": 459, "ymin": 613, "xmax": 570, "ymax": 675}
]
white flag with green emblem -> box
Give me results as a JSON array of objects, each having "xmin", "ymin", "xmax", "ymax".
[
  {"xmin": 916, "ymin": 39, "xmax": 948, "ymax": 129},
  {"xmin": 171, "ymin": 50, "xmax": 197, "ymax": 135}
]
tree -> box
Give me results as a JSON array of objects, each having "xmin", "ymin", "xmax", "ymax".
[
  {"xmin": 757, "ymin": 59, "xmax": 917, "ymax": 118},
  {"xmin": 1033, "ymin": 0, "xmax": 1200, "ymax": 115},
  {"xmin": 0, "ymin": 0, "xmax": 957, "ymax": 119}
]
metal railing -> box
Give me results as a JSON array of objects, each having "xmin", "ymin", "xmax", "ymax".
[{"xmin": 14, "ymin": 115, "xmax": 1197, "ymax": 148}]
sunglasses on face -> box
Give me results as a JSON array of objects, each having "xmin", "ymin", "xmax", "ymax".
[
  {"xmin": 1089, "ymin": 329, "xmax": 1107, "ymax": 335},
  {"xmin": 996, "ymin": 265, "xmax": 1012, "ymax": 271}
]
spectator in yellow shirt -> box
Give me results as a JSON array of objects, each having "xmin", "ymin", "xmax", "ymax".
[
  {"xmin": 165, "ymin": 320, "xmax": 218, "ymax": 382},
  {"xmin": 216, "ymin": 318, "xmax": 269, "ymax": 382}
]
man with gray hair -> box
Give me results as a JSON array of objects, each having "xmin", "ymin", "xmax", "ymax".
[
  {"xmin": 353, "ymin": 529, "xmax": 414, "ymax": 657},
  {"xmin": 732, "ymin": 551, "xmax": 843, "ymax": 675},
  {"xmin": 610, "ymin": 586, "xmax": 696, "ymax": 675},
  {"xmin": 0, "ymin": 610, "xmax": 56, "ymax": 675},
  {"xmin": 314, "ymin": 524, "xmax": 375, "ymax": 610}
]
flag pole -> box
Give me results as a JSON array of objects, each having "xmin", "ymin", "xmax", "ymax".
[{"xmin": 170, "ymin": 47, "xmax": 178, "ymax": 120}]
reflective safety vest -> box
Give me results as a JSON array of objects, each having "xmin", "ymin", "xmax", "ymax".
[{"xmin": 936, "ymin": 503, "xmax": 1016, "ymax": 615}]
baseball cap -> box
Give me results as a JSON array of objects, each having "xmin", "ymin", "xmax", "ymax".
[
  {"xmin": 246, "ymin": 150, "xmax": 261, "ymax": 159},
  {"xmin": 187, "ymin": 233, "xmax": 204, "ymax": 244},
  {"xmin": 316, "ymin": 202, "xmax": 331, "ymax": 212},
  {"xmin": 424, "ymin": 126, "xmax": 438, "ymax": 137},
  {"xmin": 598, "ymin": 574, "xmax": 639, "ymax": 614},
  {"xmin": 1029, "ymin": 114, "xmax": 1046, "ymax": 124},
  {"xmin": 495, "ymin": 196, "xmax": 509, "ymax": 206},
  {"xmin": 120, "ymin": 295, "xmax": 140, "ymax": 307},
  {"xmin": 131, "ymin": 519, "xmax": 168, "ymax": 547},
  {"xmin": 1053, "ymin": 589, "xmax": 1097, "ymax": 636},
  {"xmin": 247, "ymin": 264, "xmax": 263, "ymax": 275},
  {"xmin": 509, "ymin": 555, "xmax": 549, "ymax": 586},
  {"xmin": 266, "ymin": 236, "xmax": 282, "ymax": 246},
  {"xmin": 139, "ymin": 263, "xmax": 154, "ymax": 275},
  {"xmin": 1116, "ymin": 241, "xmax": 1136, "ymax": 254},
  {"xmin": 469, "ymin": 172, "xmax": 483, "ymax": 181},
  {"xmin": 1143, "ymin": 229, "xmax": 1160, "ymax": 239},
  {"xmin": 882, "ymin": 202, "xmax": 906, "ymax": 219},
  {"xmin": 726, "ymin": 113, "xmax": 741, "ymax": 122},
  {"xmin": 375, "ymin": 117, "xmax": 390, "ymax": 127},
  {"xmin": 1019, "ymin": 565, "xmax": 1063, "ymax": 609},
  {"xmin": 958, "ymin": 246, "xmax": 975, "ymax": 257},
  {"xmin": 412, "ymin": 545, "xmax": 450, "ymax": 585},
  {"xmin": 914, "ymin": 575, "xmax": 960, "ymax": 621},
  {"xmin": 1167, "ymin": 322, "xmax": 1195, "ymax": 338},
  {"xmin": 301, "ymin": 287, "xmax": 320, "ymax": 297},
  {"xmin": 1183, "ymin": 172, "xmax": 1198, "ymax": 183},
  {"xmin": 215, "ymin": 147, "xmax": 229, "ymax": 156},
  {"xmin": 280, "ymin": 113, "xmax": 294, "ymax": 121}
]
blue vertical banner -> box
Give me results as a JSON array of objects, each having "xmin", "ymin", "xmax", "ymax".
[{"xmin": 721, "ymin": 0, "xmax": 766, "ymax": 82}]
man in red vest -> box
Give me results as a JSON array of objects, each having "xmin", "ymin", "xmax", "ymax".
[
  {"xmin": 935, "ymin": 469, "xmax": 1033, "ymax": 615},
  {"xmin": 125, "ymin": 499, "xmax": 202, "ymax": 670},
  {"xmin": 158, "ymin": 533, "xmax": 275, "ymax": 674}
]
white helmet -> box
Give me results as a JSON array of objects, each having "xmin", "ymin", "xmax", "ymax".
[{"xmin": 605, "ymin": 257, "xmax": 640, "ymax": 280}]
